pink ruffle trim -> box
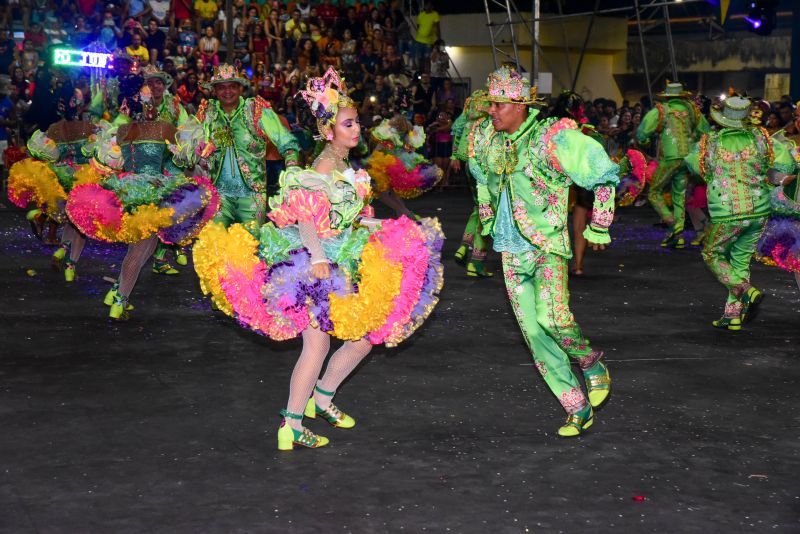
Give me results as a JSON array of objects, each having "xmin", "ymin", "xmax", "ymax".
[{"xmin": 268, "ymin": 189, "xmax": 338, "ymax": 238}]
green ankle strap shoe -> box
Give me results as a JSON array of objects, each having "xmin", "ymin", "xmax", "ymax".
[
  {"xmin": 277, "ymin": 410, "xmax": 329, "ymax": 451},
  {"xmin": 109, "ymin": 294, "xmax": 131, "ymax": 321},
  {"xmin": 152, "ymin": 260, "xmax": 179, "ymax": 275},
  {"xmin": 466, "ymin": 260, "xmax": 493, "ymax": 278},
  {"xmin": 454, "ymin": 244, "xmax": 468, "ymax": 266},
  {"xmin": 660, "ymin": 231, "xmax": 685, "ymax": 249},
  {"xmin": 557, "ymin": 407, "xmax": 594, "ymax": 438},
  {"xmin": 303, "ymin": 386, "xmax": 356, "ymax": 428},
  {"xmin": 740, "ymin": 287, "xmax": 763, "ymax": 324},
  {"xmin": 712, "ymin": 315, "xmax": 742, "ymax": 331},
  {"xmin": 64, "ymin": 259, "xmax": 76, "ymax": 282},
  {"xmin": 585, "ymin": 362, "xmax": 611, "ymax": 409}
]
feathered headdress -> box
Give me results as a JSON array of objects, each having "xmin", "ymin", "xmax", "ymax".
[{"xmin": 298, "ymin": 67, "xmax": 355, "ymax": 139}]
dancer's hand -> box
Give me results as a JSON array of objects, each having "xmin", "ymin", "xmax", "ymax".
[
  {"xmin": 588, "ymin": 241, "xmax": 607, "ymax": 251},
  {"xmin": 449, "ymin": 159, "xmax": 461, "ymax": 173},
  {"xmin": 312, "ymin": 262, "xmax": 330, "ymax": 280}
]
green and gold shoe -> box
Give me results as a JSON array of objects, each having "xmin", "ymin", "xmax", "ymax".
[
  {"xmin": 712, "ymin": 315, "xmax": 741, "ymax": 331},
  {"xmin": 454, "ymin": 244, "xmax": 468, "ymax": 266},
  {"xmin": 152, "ymin": 260, "xmax": 179, "ymax": 275},
  {"xmin": 740, "ymin": 287, "xmax": 763, "ymax": 324},
  {"xmin": 277, "ymin": 410, "xmax": 329, "ymax": 451},
  {"xmin": 304, "ymin": 397, "xmax": 356, "ymax": 429},
  {"xmin": 175, "ymin": 248, "xmax": 189, "ymax": 266},
  {"xmin": 466, "ymin": 260, "xmax": 493, "ymax": 278},
  {"xmin": 109, "ymin": 294, "xmax": 131, "ymax": 321},
  {"xmin": 557, "ymin": 407, "xmax": 594, "ymax": 438},
  {"xmin": 585, "ymin": 362, "xmax": 611, "ymax": 409},
  {"xmin": 103, "ymin": 285, "xmax": 134, "ymax": 310},
  {"xmin": 660, "ymin": 231, "xmax": 685, "ymax": 249},
  {"xmin": 51, "ymin": 245, "xmax": 67, "ymax": 270}
]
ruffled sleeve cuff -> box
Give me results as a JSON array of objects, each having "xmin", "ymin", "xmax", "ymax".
[
  {"xmin": 583, "ymin": 225, "xmax": 610, "ymax": 245},
  {"xmin": 268, "ymin": 189, "xmax": 337, "ymax": 238}
]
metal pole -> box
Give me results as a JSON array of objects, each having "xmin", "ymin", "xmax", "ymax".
[
  {"xmin": 662, "ymin": 4, "xmax": 678, "ymax": 80},
  {"xmin": 484, "ymin": 0, "xmax": 498, "ymax": 68},
  {"xmin": 556, "ymin": 0, "xmax": 573, "ymax": 88},
  {"xmin": 527, "ymin": 0, "xmax": 704, "ymax": 22},
  {"xmin": 532, "ymin": 0, "xmax": 540, "ymax": 82},
  {"xmin": 571, "ymin": 0, "xmax": 600, "ymax": 92},
  {"xmin": 635, "ymin": 0, "xmax": 653, "ymax": 105},
  {"xmin": 225, "ymin": 0, "xmax": 234, "ymax": 63},
  {"xmin": 505, "ymin": 0, "xmax": 521, "ymax": 71},
  {"xmin": 792, "ymin": 1, "xmax": 800, "ymax": 100}
]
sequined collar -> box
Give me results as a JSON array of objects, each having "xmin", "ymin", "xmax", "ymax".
[{"xmin": 213, "ymin": 96, "xmax": 245, "ymax": 121}]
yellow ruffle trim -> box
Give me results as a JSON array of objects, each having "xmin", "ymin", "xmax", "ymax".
[
  {"xmin": 95, "ymin": 205, "xmax": 176, "ymax": 243},
  {"xmin": 193, "ymin": 222, "xmax": 260, "ymax": 316},
  {"xmin": 8, "ymin": 160, "xmax": 65, "ymax": 217},
  {"xmin": 328, "ymin": 240, "xmax": 403, "ymax": 340},
  {"xmin": 365, "ymin": 150, "xmax": 394, "ymax": 195},
  {"xmin": 71, "ymin": 164, "xmax": 104, "ymax": 188}
]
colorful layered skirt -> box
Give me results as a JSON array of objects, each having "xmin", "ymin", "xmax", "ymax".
[
  {"xmin": 756, "ymin": 183, "xmax": 800, "ymax": 273},
  {"xmin": 65, "ymin": 171, "xmax": 219, "ymax": 245},
  {"xmin": 193, "ymin": 216, "xmax": 444, "ymax": 346},
  {"xmin": 7, "ymin": 159, "xmax": 104, "ymax": 222},
  {"xmin": 366, "ymin": 148, "xmax": 443, "ymax": 199}
]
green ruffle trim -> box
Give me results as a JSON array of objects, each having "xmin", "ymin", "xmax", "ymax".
[
  {"xmin": 104, "ymin": 172, "xmax": 191, "ymax": 212},
  {"xmin": 583, "ymin": 225, "xmax": 610, "ymax": 245}
]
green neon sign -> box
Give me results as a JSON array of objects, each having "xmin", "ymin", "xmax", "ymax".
[{"xmin": 53, "ymin": 48, "xmax": 113, "ymax": 69}]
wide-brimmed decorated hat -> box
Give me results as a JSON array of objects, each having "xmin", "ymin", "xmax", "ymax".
[
  {"xmin": 208, "ymin": 64, "xmax": 250, "ymax": 88},
  {"xmin": 710, "ymin": 96, "xmax": 752, "ymax": 129},
  {"xmin": 655, "ymin": 81, "xmax": 693, "ymax": 99},
  {"xmin": 484, "ymin": 66, "xmax": 542, "ymax": 105},
  {"xmin": 141, "ymin": 64, "xmax": 174, "ymax": 88}
]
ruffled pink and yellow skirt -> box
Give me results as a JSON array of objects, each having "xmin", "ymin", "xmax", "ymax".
[
  {"xmin": 366, "ymin": 149, "xmax": 443, "ymax": 199},
  {"xmin": 193, "ymin": 216, "xmax": 444, "ymax": 346}
]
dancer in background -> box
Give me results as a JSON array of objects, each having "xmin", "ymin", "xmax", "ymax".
[
  {"xmin": 685, "ymin": 95, "xmax": 795, "ymax": 330},
  {"xmin": 637, "ymin": 82, "xmax": 710, "ymax": 248},
  {"xmin": 469, "ymin": 66, "xmax": 617, "ymax": 437},
  {"xmin": 450, "ymin": 90, "xmax": 493, "ymax": 277},
  {"xmin": 193, "ymin": 68, "xmax": 443, "ymax": 451}
]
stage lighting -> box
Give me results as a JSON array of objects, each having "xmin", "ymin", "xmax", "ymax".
[{"xmin": 745, "ymin": 0, "xmax": 778, "ymax": 36}]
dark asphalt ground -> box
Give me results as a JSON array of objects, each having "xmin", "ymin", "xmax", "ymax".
[{"xmin": 1, "ymin": 189, "xmax": 799, "ymax": 533}]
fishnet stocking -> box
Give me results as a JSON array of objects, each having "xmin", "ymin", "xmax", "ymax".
[
  {"xmin": 117, "ymin": 236, "xmax": 159, "ymax": 298},
  {"xmin": 285, "ymin": 327, "xmax": 330, "ymax": 430},
  {"xmin": 315, "ymin": 339, "xmax": 372, "ymax": 410}
]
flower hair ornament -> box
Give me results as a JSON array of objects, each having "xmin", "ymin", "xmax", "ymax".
[{"xmin": 298, "ymin": 67, "xmax": 355, "ymax": 140}]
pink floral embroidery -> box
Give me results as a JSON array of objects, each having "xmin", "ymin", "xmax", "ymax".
[
  {"xmin": 559, "ymin": 387, "xmax": 587, "ymax": 413},
  {"xmin": 478, "ymin": 203, "xmax": 494, "ymax": 221},
  {"xmin": 543, "ymin": 266, "xmax": 553, "ymax": 280},
  {"xmin": 535, "ymin": 361, "xmax": 547, "ymax": 376},
  {"xmin": 562, "ymin": 336, "xmax": 573, "ymax": 347},
  {"xmin": 541, "ymin": 118, "xmax": 578, "ymax": 172},
  {"xmin": 547, "ymin": 193, "xmax": 558, "ymax": 206},
  {"xmin": 595, "ymin": 186, "xmax": 612, "ymax": 203},
  {"xmin": 591, "ymin": 208, "xmax": 614, "ymax": 229}
]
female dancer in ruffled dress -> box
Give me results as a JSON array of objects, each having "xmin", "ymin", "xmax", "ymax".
[
  {"xmin": 193, "ymin": 68, "xmax": 443, "ymax": 451},
  {"xmin": 66, "ymin": 85, "xmax": 218, "ymax": 319}
]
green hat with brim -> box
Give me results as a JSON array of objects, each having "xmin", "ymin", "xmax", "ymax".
[
  {"xmin": 710, "ymin": 96, "xmax": 752, "ymax": 129},
  {"xmin": 208, "ymin": 63, "xmax": 251, "ymax": 90},
  {"xmin": 655, "ymin": 82, "xmax": 693, "ymax": 99},
  {"xmin": 483, "ymin": 66, "xmax": 543, "ymax": 106},
  {"xmin": 141, "ymin": 65, "xmax": 174, "ymax": 88}
]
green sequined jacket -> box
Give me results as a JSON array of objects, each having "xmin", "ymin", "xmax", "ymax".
[
  {"xmin": 468, "ymin": 110, "xmax": 620, "ymax": 256},
  {"xmin": 636, "ymin": 99, "xmax": 710, "ymax": 161},
  {"xmin": 197, "ymin": 96, "xmax": 300, "ymax": 195},
  {"xmin": 685, "ymin": 127, "xmax": 795, "ymax": 222}
]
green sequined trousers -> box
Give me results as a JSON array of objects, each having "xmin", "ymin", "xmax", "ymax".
[
  {"xmin": 647, "ymin": 158, "xmax": 688, "ymax": 232},
  {"xmin": 460, "ymin": 167, "xmax": 489, "ymax": 260},
  {"xmin": 501, "ymin": 250, "xmax": 600, "ymax": 415},
  {"xmin": 702, "ymin": 217, "xmax": 766, "ymax": 313},
  {"xmin": 213, "ymin": 195, "xmax": 267, "ymax": 227}
]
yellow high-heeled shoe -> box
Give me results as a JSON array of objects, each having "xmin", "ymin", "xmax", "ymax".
[{"xmin": 277, "ymin": 410, "xmax": 329, "ymax": 451}]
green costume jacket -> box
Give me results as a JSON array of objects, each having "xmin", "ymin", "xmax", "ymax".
[
  {"xmin": 451, "ymin": 112, "xmax": 470, "ymax": 162},
  {"xmin": 685, "ymin": 127, "xmax": 795, "ymax": 222},
  {"xmin": 197, "ymin": 96, "xmax": 300, "ymax": 195},
  {"xmin": 154, "ymin": 93, "xmax": 189, "ymax": 126},
  {"xmin": 468, "ymin": 110, "xmax": 620, "ymax": 256},
  {"xmin": 637, "ymin": 99, "xmax": 710, "ymax": 160}
]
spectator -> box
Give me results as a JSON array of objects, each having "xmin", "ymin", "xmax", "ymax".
[
  {"xmin": 71, "ymin": 16, "xmax": 94, "ymax": 47},
  {"xmin": 177, "ymin": 19, "xmax": 197, "ymax": 57},
  {"xmin": 317, "ymin": 0, "xmax": 338, "ymax": 28},
  {"xmin": 413, "ymin": 1, "xmax": 439, "ymax": 71},
  {"xmin": 371, "ymin": 73, "xmax": 392, "ymax": 105},
  {"xmin": 435, "ymin": 78, "xmax": 458, "ymax": 109},
  {"xmin": 232, "ymin": 23, "xmax": 252, "ymax": 69},
  {"xmin": 194, "ymin": 0, "xmax": 217, "ymax": 33},
  {"xmin": 44, "ymin": 17, "xmax": 68, "ymax": 45},
  {"xmin": 148, "ymin": 0, "xmax": 171, "ymax": 25},
  {"xmin": 0, "ymin": 82, "xmax": 15, "ymax": 161},
  {"xmin": 171, "ymin": 0, "xmax": 193, "ymax": 29},
  {"xmin": 265, "ymin": 9, "xmax": 285, "ymax": 64},
  {"xmin": 126, "ymin": 32, "xmax": 151, "ymax": 65},
  {"xmin": 294, "ymin": 38, "xmax": 318, "ymax": 74},
  {"xmin": 125, "ymin": 0, "xmax": 152, "ymax": 22},
  {"xmin": 765, "ymin": 110, "xmax": 782, "ymax": 134},
  {"xmin": 427, "ymin": 108, "xmax": 452, "ymax": 179},
  {"xmin": 176, "ymin": 70, "xmax": 200, "ymax": 109},
  {"xmin": 320, "ymin": 40, "xmax": 341, "ymax": 69},
  {"xmin": 118, "ymin": 18, "xmax": 144, "ymax": 49},
  {"xmin": 411, "ymin": 71, "xmax": 434, "ymax": 118},
  {"xmin": 340, "ymin": 27, "xmax": 357, "ymax": 73},
  {"xmin": 20, "ymin": 40, "xmax": 40, "ymax": 78},
  {"xmin": 25, "ymin": 22, "xmax": 47, "ymax": 51},
  {"xmin": 145, "ymin": 18, "xmax": 167, "ymax": 65},
  {"xmin": 430, "ymin": 39, "xmax": 449, "ymax": 90},
  {"xmin": 198, "ymin": 25, "xmax": 220, "ymax": 68},
  {"xmin": 251, "ymin": 23, "xmax": 269, "ymax": 67},
  {"xmin": 382, "ymin": 16, "xmax": 397, "ymax": 47},
  {"xmin": 11, "ymin": 67, "xmax": 32, "ymax": 101},
  {"xmin": 358, "ymin": 42, "xmax": 380, "ymax": 82},
  {"xmin": 0, "ymin": 34, "xmax": 15, "ymax": 75},
  {"xmin": 337, "ymin": 7, "xmax": 362, "ymax": 42},
  {"xmin": 285, "ymin": 9, "xmax": 308, "ymax": 58}
]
